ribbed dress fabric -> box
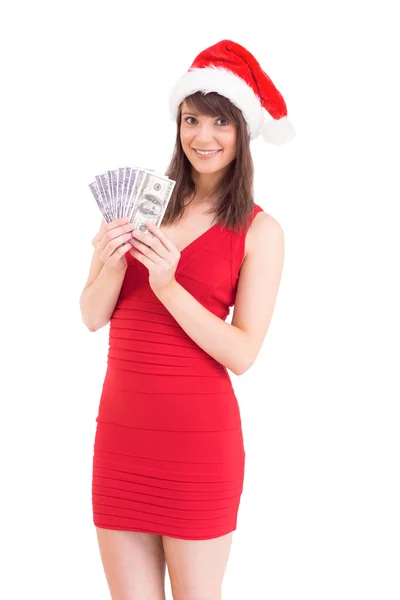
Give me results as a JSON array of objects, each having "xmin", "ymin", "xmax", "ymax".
[{"xmin": 92, "ymin": 203, "xmax": 264, "ymax": 540}]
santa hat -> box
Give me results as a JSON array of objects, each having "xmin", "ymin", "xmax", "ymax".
[{"xmin": 168, "ymin": 39, "xmax": 295, "ymax": 146}]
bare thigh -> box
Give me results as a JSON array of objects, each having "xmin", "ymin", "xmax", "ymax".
[
  {"xmin": 163, "ymin": 532, "xmax": 233, "ymax": 600},
  {"xmin": 96, "ymin": 527, "xmax": 167, "ymax": 600}
]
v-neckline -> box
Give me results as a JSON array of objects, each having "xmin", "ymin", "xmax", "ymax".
[
  {"xmin": 174, "ymin": 221, "xmax": 220, "ymax": 255},
  {"xmin": 173, "ymin": 220, "xmax": 229, "ymax": 275},
  {"xmin": 130, "ymin": 204, "xmax": 260, "ymax": 276},
  {"xmin": 128, "ymin": 217, "xmax": 231, "ymax": 275}
]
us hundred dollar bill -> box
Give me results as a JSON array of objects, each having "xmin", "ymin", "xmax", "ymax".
[
  {"xmin": 123, "ymin": 167, "xmax": 156, "ymax": 218},
  {"xmin": 108, "ymin": 169, "xmax": 119, "ymax": 219},
  {"xmin": 122, "ymin": 167, "xmax": 135, "ymax": 218},
  {"xmin": 127, "ymin": 171, "xmax": 176, "ymax": 237},
  {"xmin": 88, "ymin": 181, "xmax": 112, "ymax": 223},
  {"xmin": 117, "ymin": 167, "xmax": 126, "ymax": 219}
]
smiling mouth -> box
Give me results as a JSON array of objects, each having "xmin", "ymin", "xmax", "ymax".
[{"xmin": 193, "ymin": 149, "xmax": 222, "ymax": 156}]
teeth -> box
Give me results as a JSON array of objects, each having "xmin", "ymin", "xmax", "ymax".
[{"xmin": 194, "ymin": 149, "xmax": 220, "ymax": 155}]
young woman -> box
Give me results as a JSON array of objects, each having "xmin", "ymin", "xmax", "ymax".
[{"xmin": 80, "ymin": 39, "xmax": 295, "ymax": 600}]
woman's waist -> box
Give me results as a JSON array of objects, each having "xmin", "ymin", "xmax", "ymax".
[
  {"xmin": 108, "ymin": 321, "xmax": 226, "ymax": 376},
  {"xmin": 103, "ymin": 357, "xmax": 233, "ymax": 392},
  {"xmin": 97, "ymin": 377, "xmax": 241, "ymax": 431}
]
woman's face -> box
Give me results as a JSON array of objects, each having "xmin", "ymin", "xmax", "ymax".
[{"xmin": 179, "ymin": 100, "xmax": 237, "ymax": 176}]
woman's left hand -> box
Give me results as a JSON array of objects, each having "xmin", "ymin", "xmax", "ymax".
[{"xmin": 129, "ymin": 221, "xmax": 180, "ymax": 294}]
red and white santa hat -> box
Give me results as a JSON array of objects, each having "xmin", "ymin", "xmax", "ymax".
[{"xmin": 169, "ymin": 39, "xmax": 295, "ymax": 146}]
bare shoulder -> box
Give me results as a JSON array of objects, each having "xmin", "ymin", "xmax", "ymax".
[{"xmin": 244, "ymin": 209, "xmax": 284, "ymax": 258}]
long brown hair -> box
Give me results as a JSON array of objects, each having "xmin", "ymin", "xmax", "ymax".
[{"xmin": 163, "ymin": 91, "xmax": 255, "ymax": 234}]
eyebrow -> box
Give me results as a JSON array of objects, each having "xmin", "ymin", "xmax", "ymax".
[{"xmin": 181, "ymin": 111, "xmax": 200, "ymax": 116}]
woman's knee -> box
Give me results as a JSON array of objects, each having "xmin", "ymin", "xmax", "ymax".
[{"xmin": 162, "ymin": 532, "xmax": 233, "ymax": 600}]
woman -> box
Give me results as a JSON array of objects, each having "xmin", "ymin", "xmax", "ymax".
[{"xmin": 80, "ymin": 39, "xmax": 295, "ymax": 600}]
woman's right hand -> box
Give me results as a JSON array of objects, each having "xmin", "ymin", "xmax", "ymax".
[{"xmin": 91, "ymin": 216, "xmax": 135, "ymax": 272}]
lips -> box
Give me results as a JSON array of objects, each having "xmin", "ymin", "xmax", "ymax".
[{"xmin": 193, "ymin": 148, "xmax": 222, "ymax": 157}]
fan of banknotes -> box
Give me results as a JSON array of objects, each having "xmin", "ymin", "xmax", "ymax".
[{"xmin": 88, "ymin": 166, "xmax": 176, "ymax": 236}]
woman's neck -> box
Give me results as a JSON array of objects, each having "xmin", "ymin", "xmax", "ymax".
[{"xmin": 190, "ymin": 170, "xmax": 224, "ymax": 201}]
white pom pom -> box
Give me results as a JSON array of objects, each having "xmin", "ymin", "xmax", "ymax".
[{"xmin": 261, "ymin": 116, "xmax": 296, "ymax": 145}]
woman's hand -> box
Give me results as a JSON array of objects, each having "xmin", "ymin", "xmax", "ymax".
[
  {"xmin": 92, "ymin": 216, "xmax": 135, "ymax": 272},
  {"xmin": 129, "ymin": 221, "xmax": 181, "ymax": 293}
]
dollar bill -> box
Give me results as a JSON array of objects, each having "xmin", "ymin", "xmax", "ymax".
[
  {"xmin": 95, "ymin": 173, "xmax": 113, "ymax": 222},
  {"xmin": 123, "ymin": 167, "xmax": 158, "ymax": 218},
  {"xmin": 89, "ymin": 167, "xmax": 174, "ymax": 227},
  {"xmin": 109, "ymin": 169, "xmax": 119, "ymax": 219},
  {"xmin": 121, "ymin": 168, "xmax": 135, "ymax": 218},
  {"xmin": 117, "ymin": 167, "xmax": 126, "ymax": 219},
  {"xmin": 127, "ymin": 171, "xmax": 176, "ymax": 237},
  {"xmin": 106, "ymin": 170, "xmax": 115, "ymax": 219},
  {"xmin": 124, "ymin": 168, "xmax": 145, "ymax": 219},
  {"xmin": 88, "ymin": 181, "xmax": 112, "ymax": 223}
]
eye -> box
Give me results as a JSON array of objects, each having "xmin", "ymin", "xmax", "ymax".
[
  {"xmin": 184, "ymin": 116, "xmax": 197, "ymax": 125},
  {"xmin": 217, "ymin": 118, "xmax": 229, "ymax": 126}
]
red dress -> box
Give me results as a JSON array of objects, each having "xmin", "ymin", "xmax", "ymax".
[{"xmin": 92, "ymin": 203, "xmax": 264, "ymax": 540}]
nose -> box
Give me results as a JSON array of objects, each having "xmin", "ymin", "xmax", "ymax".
[{"xmin": 194, "ymin": 123, "xmax": 216, "ymax": 143}]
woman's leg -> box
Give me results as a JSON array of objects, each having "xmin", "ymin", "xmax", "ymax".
[
  {"xmin": 162, "ymin": 532, "xmax": 233, "ymax": 600},
  {"xmin": 96, "ymin": 527, "xmax": 167, "ymax": 600}
]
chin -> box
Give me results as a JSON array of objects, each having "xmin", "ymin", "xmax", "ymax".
[
  {"xmin": 194, "ymin": 164, "xmax": 225, "ymax": 175},
  {"xmin": 187, "ymin": 155, "xmax": 230, "ymax": 171}
]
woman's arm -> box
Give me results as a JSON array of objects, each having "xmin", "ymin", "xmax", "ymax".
[
  {"xmin": 79, "ymin": 259, "xmax": 127, "ymax": 332},
  {"xmin": 154, "ymin": 213, "xmax": 285, "ymax": 375}
]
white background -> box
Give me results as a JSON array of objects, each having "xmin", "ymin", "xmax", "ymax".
[{"xmin": 2, "ymin": 1, "xmax": 399, "ymax": 598}]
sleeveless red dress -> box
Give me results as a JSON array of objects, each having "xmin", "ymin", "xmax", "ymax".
[{"xmin": 92, "ymin": 203, "xmax": 264, "ymax": 540}]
